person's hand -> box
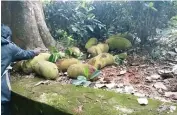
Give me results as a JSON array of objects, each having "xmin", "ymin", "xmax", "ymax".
[
  {"xmin": 34, "ymin": 47, "xmax": 41, "ymax": 56},
  {"xmin": 33, "ymin": 47, "xmax": 48, "ymax": 56}
]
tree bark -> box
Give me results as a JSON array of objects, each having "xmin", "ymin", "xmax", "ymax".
[{"xmin": 1, "ymin": 1, "xmax": 55, "ymax": 50}]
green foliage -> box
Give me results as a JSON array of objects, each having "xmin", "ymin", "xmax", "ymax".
[
  {"xmin": 44, "ymin": 1, "xmax": 177, "ymax": 46},
  {"xmin": 48, "ymin": 47, "xmax": 65, "ymax": 63},
  {"xmin": 72, "ymin": 69, "xmax": 101, "ymax": 87},
  {"xmin": 72, "ymin": 76, "xmax": 91, "ymax": 87},
  {"xmin": 83, "ymin": 66, "xmax": 89, "ymax": 78},
  {"xmin": 85, "ymin": 37, "xmax": 98, "ymax": 49},
  {"xmin": 48, "ymin": 52, "xmax": 65, "ymax": 63},
  {"xmin": 90, "ymin": 70, "xmax": 101, "ymax": 79},
  {"xmin": 44, "ymin": 1, "xmax": 105, "ymax": 46}
]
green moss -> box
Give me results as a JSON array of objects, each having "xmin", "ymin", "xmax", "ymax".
[
  {"xmin": 11, "ymin": 77, "xmax": 177, "ymax": 115},
  {"xmin": 85, "ymin": 38, "xmax": 98, "ymax": 49},
  {"xmin": 106, "ymin": 35, "xmax": 132, "ymax": 50}
]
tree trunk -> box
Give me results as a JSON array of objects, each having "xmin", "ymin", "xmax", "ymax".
[{"xmin": 1, "ymin": 1, "xmax": 55, "ymax": 50}]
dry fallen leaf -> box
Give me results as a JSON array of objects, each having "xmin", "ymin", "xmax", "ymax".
[{"xmin": 34, "ymin": 80, "xmax": 50, "ymax": 87}]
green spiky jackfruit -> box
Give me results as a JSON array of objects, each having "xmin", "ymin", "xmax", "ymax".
[
  {"xmin": 56, "ymin": 58, "xmax": 80, "ymax": 71},
  {"xmin": 34, "ymin": 61, "xmax": 58, "ymax": 80},
  {"xmin": 88, "ymin": 53, "xmax": 115, "ymax": 69},
  {"xmin": 70, "ymin": 47, "xmax": 81, "ymax": 57},
  {"xmin": 105, "ymin": 35, "xmax": 132, "ymax": 50},
  {"xmin": 85, "ymin": 38, "xmax": 98, "ymax": 49},
  {"xmin": 21, "ymin": 53, "xmax": 51, "ymax": 74},
  {"xmin": 87, "ymin": 43, "xmax": 109, "ymax": 57},
  {"xmin": 67, "ymin": 63, "xmax": 96, "ymax": 79}
]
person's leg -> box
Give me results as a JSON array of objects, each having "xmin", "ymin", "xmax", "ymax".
[{"xmin": 1, "ymin": 102, "xmax": 11, "ymax": 115}]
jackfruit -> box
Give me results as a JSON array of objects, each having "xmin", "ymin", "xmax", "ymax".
[
  {"xmin": 116, "ymin": 33, "xmax": 133, "ymax": 41},
  {"xmin": 56, "ymin": 58, "xmax": 80, "ymax": 71},
  {"xmin": 85, "ymin": 38, "xmax": 98, "ymax": 49},
  {"xmin": 34, "ymin": 61, "xmax": 58, "ymax": 80},
  {"xmin": 67, "ymin": 63, "xmax": 96, "ymax": 79},
  {"xmin": 105, "ymin": 35, "xmax": 132, "ymax": 50},
  {"xmin": 21, "ymin": 53, "xmax": 51, "ymax": 74},
  {"xmin": 87, "ymin": 43, "xmax": 109, "ymax": 57},
  {"xmin": 88, "ymin": 53, "xmax": 115, "ymax": 69},
  {"xmin": 70, "ymin": 47, "xmax": 81, "ymax": 57}
]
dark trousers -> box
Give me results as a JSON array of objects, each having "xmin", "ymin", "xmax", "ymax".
[{"xmin": 1, "ymin": 102, "xmax": 11, "ymax": 115}]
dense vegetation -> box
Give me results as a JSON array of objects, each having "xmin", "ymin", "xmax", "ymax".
[{"xmin": 43, "ymin": 1, "xmax": 177, "ymax": 48}]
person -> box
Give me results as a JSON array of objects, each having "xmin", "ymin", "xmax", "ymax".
[{"xmin": 1, "ymin": 24, "xmax": 42, "ymax": 115}]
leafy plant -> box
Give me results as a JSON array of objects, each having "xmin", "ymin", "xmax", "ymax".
[
  {"xmin": 83, "ymin": 66, "xmax": 89, "ymax": 78},
  {"xmin": 64, "ymin": 48, "xmax": 73, "ymax": 56},
  {"xmin": 114, "ymin": 55, "xmax": 124, "ymax": 65},
  {"xmin": 44, "ymin": 1, "xmax": 177, "ymax": 47},
  {"xmin": 72, "ymin": 69, "xmax": 101, "ymax": 87},
  {"xmin": 49, "ymin": 46, "xmax": 58, "ymax": 54},
  {"xmin": 72, "ymin": 76, "xmax": 91, "ymax": 87},
  {"xmin": 90, "ymin": 70, "xmax": 101, "ymax": 79},
  {"xmin": 48, "ymin": 51, "xmax": 65, "ymax": 63}
]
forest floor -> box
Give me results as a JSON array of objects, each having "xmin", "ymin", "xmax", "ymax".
[
  {"xmin": 11, "ymin": 27, "xmax": 177, "ymax": 114},
  {"xmin": 12, "ymin": 52, "xmax": 177, "ymax": 103}
]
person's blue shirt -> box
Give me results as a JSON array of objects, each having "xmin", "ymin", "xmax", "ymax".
[{"xmin": 1, "ymin": 24, "xmax": 36, "ymax": 103}]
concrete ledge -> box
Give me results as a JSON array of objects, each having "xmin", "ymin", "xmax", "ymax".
[{"xmin": 11, "ymin": 77, "xmax": 177, "ymax": 115}]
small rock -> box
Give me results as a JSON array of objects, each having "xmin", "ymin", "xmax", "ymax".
[
  {"xmin": 150, "ymin": 74, "xmax": 161, "ymax": 80},
  {"xmin": 117, "ymin": 83, "xmax": 124, "ymax": 88},
  {"xmin": 137, "ymin": 97, "xmax": 148, "ymax": 105},
  {"xmin": 145, "ymin": 77, "xmax": 152, "ymax": 82},
  {"xmin": 153, "ymin": 82, "xmax": 168, "ymax": 90},
  {"xmin": 105, "ymin": 83, "xmax": 116, "ymax": 89},
  {"xmin": 172, "ymin": 65, "xmax": 177, "ymax": 75},
  {"xmin": 165, "ymin": 92, "xmax": 177, "ymax": 100},
  {"xmin": 95, "ymin": 83, "xmax": 105, "ymax": 88},
  {"xmin": 119, "ymin": 70, "xmax": 127, "ymax": 75},
  {"xmin": 124, "ymin": 86, "xmax": 134, "ymax": 94},
  {"xmin": 158, "ymin": 70, "xmax": 173, "ymax": 79},
  {"xmin": 63, "ymin": 72, "xmax": 68, "ymax": 76}
]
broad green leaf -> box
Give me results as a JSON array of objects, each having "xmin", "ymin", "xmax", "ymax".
[
  {"xmin": 65, "ymin": 48, "xmax": 73, "ymax": 56},
  {"xmin": 83, "ymin": 67, "xmax": 89, "ymax": 78},
  {"xmin": 148, "ymin": 2, "xmax": 154, "ymax": 7},
  {"xmin": 77, "ymin": 76, "xmax": 87, "ymax": 81},
  {"xmin": 48, "ymin": 53, "xmax": 61, "ymax": 63},
  {"xmin": 90, "ymin": 70, "xmax": 101, "ymax": 79},
  {"xmin": 72, "ymin": 80, "xmax": 84, "ymax": 86},
  {"xmin": 87, "ymin": 25, "xmax": 94, "ymax": 32}
]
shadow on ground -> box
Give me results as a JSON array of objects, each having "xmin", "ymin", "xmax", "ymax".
[{"xmin": 11, "ymin": 92, "xmax": 72, "ymax": 115}]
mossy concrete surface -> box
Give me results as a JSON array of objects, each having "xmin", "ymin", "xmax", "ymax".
[{"xmin": 11, "ymin": 77, "xmax": 177, "ymax": 115}]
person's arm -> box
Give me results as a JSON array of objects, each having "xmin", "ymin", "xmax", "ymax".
[{"xmin": 11, "ymin": 43, "xmax": 41, "ymax": 62}]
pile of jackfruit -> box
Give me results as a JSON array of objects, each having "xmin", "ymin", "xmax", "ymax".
[{"xmin": 13, "ymin": 33, "xmax": 132, "ymax": 80}]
